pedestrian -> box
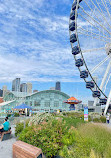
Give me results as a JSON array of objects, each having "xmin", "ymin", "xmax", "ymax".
[{"xmin": 106, "ymin": 113, "xmax": 110, "ymax": 124}]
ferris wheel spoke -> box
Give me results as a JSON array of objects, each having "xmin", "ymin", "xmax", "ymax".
[
  {"xmin": 82, "ymin": 0, "xmax": 104, "ymax": 24},
  {"xmin": 82, "ymin": 47, "xmax": 106, "ymax": 53},
  {"xmin": 108, "ymin": 0, "xmax": 111, "ymax": 5},
  {"xmin": 90, "ymin": 0, "xmax": 111, "ymax": 30},
  {"xmin": 101, "ymin": 0, "xmax": 111, "ymax": 20},
  {"xmin": 78, "ymin": 31, "xmax": 109, "ymax": 43},
  {"xmin": 103, "ymin": 73, "xmax": 111, "ymax": 93},
  {"xmin": 78, "ymin": 27, "xmax": 110, "ymax": 40},
  {"xmin": 91, "ymin": 56, "xmax": 110, "ymax": 74},
  {"xmin": 78, "ymin": 13, "xmax": 110, "ymax": 38},
  {"xmin": 79, "ymin": 5, "xmax": 111, "ymax": 35},
  {"xmin": 99, "ymin": 61, "xmax": 111, "ymax": 92}
]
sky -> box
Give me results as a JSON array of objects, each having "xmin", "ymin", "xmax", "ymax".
[{"xmin": 0, "ymin": 0, "xmax": 110, "ymax": 103}]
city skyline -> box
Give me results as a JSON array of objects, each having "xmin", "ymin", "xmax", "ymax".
[{"xmin": 0, "ymin": 79, "xmax": 92, "ymax": 103}]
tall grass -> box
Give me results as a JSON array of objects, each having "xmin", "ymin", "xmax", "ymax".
[{"xmin": 59, "ymin": 123, "xmax": 111, "ymax": 158}]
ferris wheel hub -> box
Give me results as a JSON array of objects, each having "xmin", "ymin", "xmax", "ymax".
[{"xmin": 105, "ymin": 43, "xmax": 111, "ymax": 56}]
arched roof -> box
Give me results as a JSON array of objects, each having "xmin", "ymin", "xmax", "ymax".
[
  {"xmin": 4, "ymin": 90, "xmax": 70, "ymax": 100},
  {"xmin": 27, "ymin": 90, "xmax": 70, "ymax": 98},
  {"xmin": 4, "ymin": 91, "xmax": 16, "ymax": 100}
]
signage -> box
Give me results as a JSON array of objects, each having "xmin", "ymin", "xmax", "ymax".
[{"xmin": 84, "ymin": 106, "xmax": 88, "ymax": 121}]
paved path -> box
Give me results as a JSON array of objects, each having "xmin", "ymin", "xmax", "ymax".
[{"xmin": 0, "ymin": 125, "xmax": 16, "ymax": 158}]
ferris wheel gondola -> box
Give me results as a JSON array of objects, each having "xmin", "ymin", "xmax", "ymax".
[{"xmin": 69, "ymin": 0, "xmax": 111, "ymax": 114}]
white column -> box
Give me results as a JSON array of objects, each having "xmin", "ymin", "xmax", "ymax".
[
  {"xmin": 100, "ymin": 61, "xmax": 111, "ymax": 90},
  {"xmin": 104, "ymin": 90, "xmax": 111, "ymax": 115}
]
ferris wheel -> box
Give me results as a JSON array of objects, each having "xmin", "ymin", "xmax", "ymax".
[{"xmin": 69, "ymin": 0, "xmax": 111, "ymax": 114}]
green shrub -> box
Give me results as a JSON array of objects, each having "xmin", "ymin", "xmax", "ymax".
[
  {"xmin": 62, "ymin": 116, "xmax": 85, "ymax": 129},
  {"xmin": 19, "ymin": 119, "xmax": 68, "ymax": 158},
  {"xmin": 100, "ymin": 116, "xmax": 106, "ymax": 123},
  {"xmin": 93, "ymin": 118, "xmax": 101, "ymax": 123},
  {"xmin": 14, "ymin": 112, "xmax": 20, "ymax": 117},
  {"xmin": 7, "ymin": 114, "xmax": 12, "ymax": 117},
  {"xmin": 15, "ymin": 122, "xmax": 24, "ymax": 137},
  {"xmin": 25, "ymin": 119, "xmax": 30, "ymax": 127},
  {"xmin": 88, "ymin": 115, "xmax": 92, "ymax": 122},
  {"xmin": 62, "ymin": 111, "xmax": 84, "ymax": 118},
  {"xmin": 28, "ymin": 112, "xmax": 54, "ymax": 126}
]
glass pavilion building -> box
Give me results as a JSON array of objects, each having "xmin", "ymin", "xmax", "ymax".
[{"xmin": 0, "ymin": 90, "xmax": 70, "ymax": 113}]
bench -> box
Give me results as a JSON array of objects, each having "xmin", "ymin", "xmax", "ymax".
[
  {"xmin": 1, "ymin": 130, "xmax": 12, "ymax": 141},
  {"xmin": 13, "ymin": 141, "xmax": 43, "ymax": 158}
]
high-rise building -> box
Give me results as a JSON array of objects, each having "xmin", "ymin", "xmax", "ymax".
[
  {"xmin": 55, "ymin": 81, "xmax": 61, "ymax": 91},
  {"xmin": 20, "ymin": 83, "xmax": 27, "ymax": 92},
  {"xmin": 2, "ymin": 85, "xmax": 7, "ymax": 97},
  {"xmin": 12, "ymin": 78, "xmax": 20, "ymax": 92},
  {"xmin": 0, "ymin": 89, "xmax": 3, "ymax": 97},
  {"xmin": 27, "ymin": 82, "xmax": 32, "ymax": 94}
]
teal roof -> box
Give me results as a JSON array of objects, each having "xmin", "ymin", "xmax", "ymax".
[
  {"xmin": 4, "ymin": 90, "xmax": 70, "ymax": 100},
  {"xmin": 27, "ymin": 90, "xmax": 70, "ymax": 98}
]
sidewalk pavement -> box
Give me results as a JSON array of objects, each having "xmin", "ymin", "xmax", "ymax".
[{"xmin": 0, "ymin": 125, "xmax": 16, "ymax": 158}]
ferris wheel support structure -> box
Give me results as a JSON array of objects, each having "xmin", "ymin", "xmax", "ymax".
[
  {"xmin": 104, "ymin": 90, "xmax": 111, "ymax": 115},
  {"xmin": 94, "ymin": 60, "xmax": 111, "ymax": 106}
]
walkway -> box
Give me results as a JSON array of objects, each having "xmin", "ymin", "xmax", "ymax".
[{"xmin": 0, "ymin": 125, "xmax": 16, "ymax": 158}]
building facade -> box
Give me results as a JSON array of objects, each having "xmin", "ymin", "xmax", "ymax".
[
  {"xmin": 27, "ymin": 82, "xmax": 32, "ymax": 94},
  {"xmin": 55, "ymin": 81, "xmax": 61, "ymax": 91},
  {"xmin": 12, "ymin": 78, "xmax": 20, "ymax": 92},
  {"xmin": 0, "ymin": 89, "xmax": 3, "ymax": 97},
  {"xmin": 2, "ymin": 85, "xmax": 7, "ymax": 97},
  {"xmin": 20, "ymin": 83, "xmax": 27, "ymax": 92},
  {"xmin": 2, "ymin": 90, "xmax": 70, "ymax": 113}
]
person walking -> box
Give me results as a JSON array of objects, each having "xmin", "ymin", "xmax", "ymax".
[{"xmin": 106, "ymin": 113, "xmax": 110, "ymax": 124}]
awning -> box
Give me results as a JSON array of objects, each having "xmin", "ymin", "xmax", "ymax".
[{"xmin": 14, "ymin": 103, "xmax": 32, "ymax": 109}]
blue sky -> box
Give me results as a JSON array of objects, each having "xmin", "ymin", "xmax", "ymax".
[{"xmin": 0, "ymin": 0, "xmax": 110, "ymax": 103}]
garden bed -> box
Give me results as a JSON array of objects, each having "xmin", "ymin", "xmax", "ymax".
[{"xmin": 15, "ymin": 112, "xmax": 110, "ymax": 158}]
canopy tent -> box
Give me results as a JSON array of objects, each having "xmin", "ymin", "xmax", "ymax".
[
  {"xmin": 64, "ymin": 97, "xmax": 82, "ymax": 104},
  {"xmin": 13, "ymin": 103, "xmax": 32, "ymax": 109}
]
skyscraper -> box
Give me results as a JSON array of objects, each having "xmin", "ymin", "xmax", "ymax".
[
  {"xmin": 2, "ymin": 85, "xmax": 7, "ymax": 97},
  {"xmin": 55, "ymin": 81, "xmax": 61, "ymax": 91},
  {"xmin": 20, "ymin": 83, "xmax": 27, "ymax": 92},
  {"xmin": 0, "ymin": 89, "xmax": 3, "ymax": 97},
  {"xmin": 27, "ymin": 82, "xmax": 32, "ymax": 93},
  {"xmin": 12, "ymin": 78, "xmax": 20, "ymax": 92}
]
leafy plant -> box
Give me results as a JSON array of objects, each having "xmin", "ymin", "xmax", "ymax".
[
  {"xmin": 7, "ymin": 114, "xmax": 12, "ymax": 117},
  {"xmin": 100, "ymin": 116, "xmax": 106, "ymax": 123},
  {"xmin": 88, "ymin": 115, "xmax": 92, "ymax": 122},
  {"xmin": 19, "ymin": 119, "xmax": 68, "ymax": 158},
  {"xmin": 15, "ymin": 122, "xmax": 24, "ymax": 136},
  {"xmin": 28, "ymin": 112, "xmax": 54, "ymax": 126},
  {"xmin": 14, "ymin": 112, "xmax": 20, "ymax": 117},
  {"xmin": 93, "ymin": 118, "xmax": 101, "ymax": 123}
]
